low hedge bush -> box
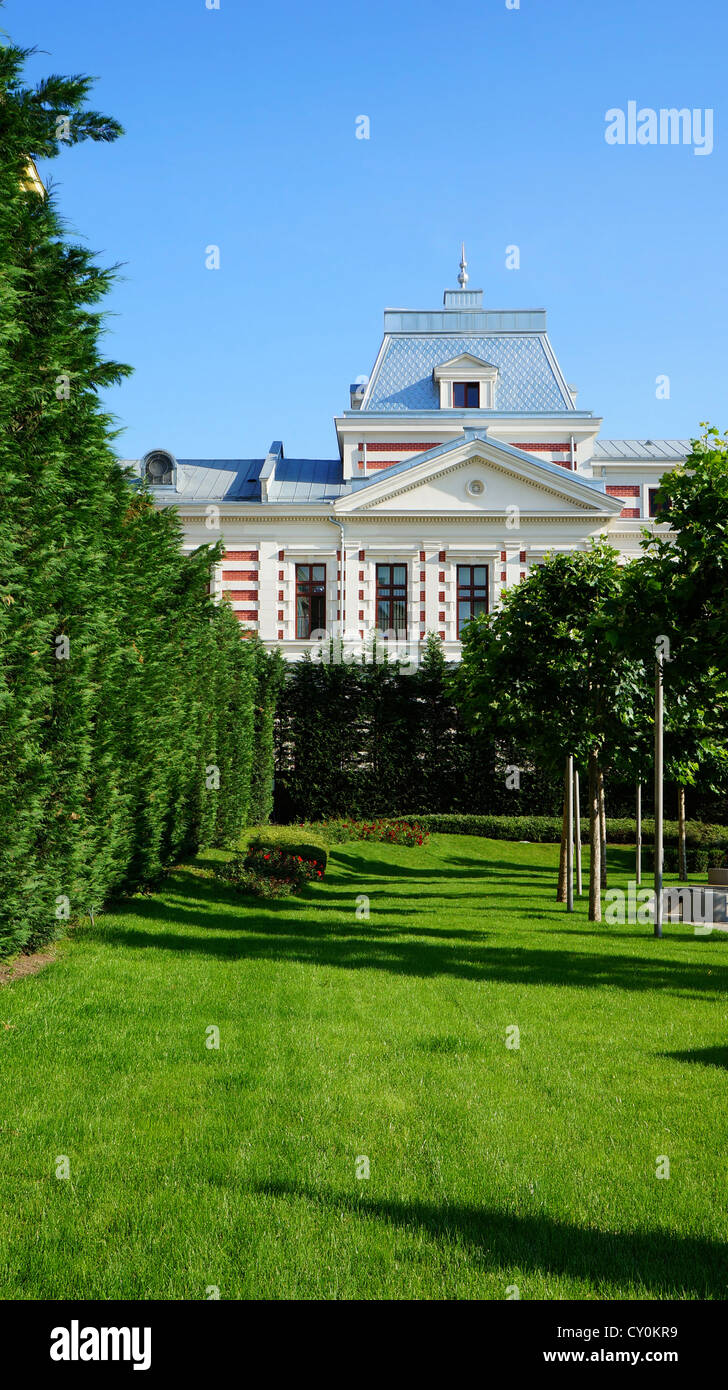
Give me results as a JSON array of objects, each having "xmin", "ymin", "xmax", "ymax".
[
  {"xmin": 398, "ymin": 813, "xmax": 728, "ymax": 851},
  {"xmin": 217, "ymin": 859, "xmax": 295, "ymax": 899},
  {"xmin": 322, "ymin": 818, "xmax": 429, "ymax": 847},
  {"xmin": 641, "ymin": 845, "xmax": 727, "ymax": 874},
  {"xmin": 218, "ymin": 843, "xmax": 326, "ymax": 899},
  {"xmin": 246, "ymin": 826, "xmax": 328, "ymax": 870}
]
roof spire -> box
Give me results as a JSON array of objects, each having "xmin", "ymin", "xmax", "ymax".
[{"xmin": 457, "ymin": 242, "xmax": 469, "ymax": 289}]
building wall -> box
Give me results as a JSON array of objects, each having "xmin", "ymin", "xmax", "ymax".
[{"xmin": 176, "ymin": 506, "xmax": 658, "ymax": 661}]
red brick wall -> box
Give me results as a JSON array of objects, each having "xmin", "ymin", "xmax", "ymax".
[
  {"xmin": 512, "ymin": 441, "xmax": 571, "ymax": 452},
  {"xmin": 359, "ymin": 442, "xmax": 439, "ymax": 452},
  {"xmin": 223, "ymin": 550, "xmax": 258, "ymax": 629}
]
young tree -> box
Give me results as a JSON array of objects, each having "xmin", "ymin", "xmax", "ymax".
[
  {"xmin": 610, "ymin": 433, "xmax": 728, "ymax": 881},
  {"xmin": 456, "ymin": 542, "xmax": 646, "ymax": 920}
]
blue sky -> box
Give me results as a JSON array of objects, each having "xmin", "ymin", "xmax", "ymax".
[{"xmin": 7, "ymin": 0, "xmax": 727, "ymax": 460}]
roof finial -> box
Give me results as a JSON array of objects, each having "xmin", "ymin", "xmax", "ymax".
[{"xmin": 457, "ymin": 241, "xmax": 469, "ymax": 289}]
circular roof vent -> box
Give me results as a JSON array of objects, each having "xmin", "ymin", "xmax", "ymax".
[
  {"xmin": 466, "ymin": 478, "xmax": 485, "ymax": 497},
  {"xmin": 143, "ymin": 449, "xmax": 176, "ymax": 485}
]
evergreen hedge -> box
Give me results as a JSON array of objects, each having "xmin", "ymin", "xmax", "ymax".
[
  {"xmin": 409, "ymin": 813, "xmax": 728, "ymax": 856},
  {"xmin": 0, "ymin": 39, "xmax": 276, "ymax": 956},
  {"xmin": 274, "ymin": 639, "xmax": 728, "ymax": 825},
  {"xmin": 274, "ymin": 637, "xmax": 565, "ymax": 822}
]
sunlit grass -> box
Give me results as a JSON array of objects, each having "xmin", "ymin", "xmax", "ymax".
[{"xmin": 0, "ymin": 835, "xmax": 726, "ymax": 1300}]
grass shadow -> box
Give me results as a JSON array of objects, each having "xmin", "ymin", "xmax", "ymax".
[
  {"xmin": 254, "ymin": 1180, "xmax": 727, "ymax": 1298},
  {"xmin": 661, "ymin": 1046, "xmax": 728, "ymax": 1071},
  {"xmin": 87, "ymin": 913, "xmax": 728, "ymax": 997}
]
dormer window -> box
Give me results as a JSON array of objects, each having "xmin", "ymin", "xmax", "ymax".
[
  {"xmin": 143, "ymin": 449, "xmax": 176, "ymax": 486},
  {"xmin": 453, "ymin": 382, "xmax": 480, "ymax": 408},
  {"xmin": 433, "ymin": 354, "xmax": 498, "ymax": 410}
]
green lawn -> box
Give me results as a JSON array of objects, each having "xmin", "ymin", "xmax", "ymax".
[{"xmin": 1, "ymin": 834, "xmax": 726, "ymax": 1301}]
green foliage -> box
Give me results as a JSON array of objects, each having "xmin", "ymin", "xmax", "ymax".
[
  {"xmin": 456, "ymin": 541, "xmax": 647, "ymax": 778},
  {"xmin": 407, "ymin": 813, "xmax": 728, "ymax": 852},
  {"xmin": 274, "ymin": 637, "xmax": 565, "ymax": 820},
  {"xmin": 611, "ymin": 429, "xmax": 728, "ymax": 791},
  {"xmin": 0, "ymin": 36, "xmax": 272, "ymax": 956},
  {"xmin": 247, "ymin": 830, "xmax": 328, "ymax": 870},
  {"xmin": 275, "ymin": 645, "xmax": 369, "ymax": 819},
  {"xmin": 218, "ymin": 843, "xmax": 326, "ymax": 898},
  {"xmin": 320, "ymin": 819, "xmax": 429, "ymax": 847},
  {"xmin": 642, "ymin": 845, "xmax": 726, "ymax": 874},
  {"xmin": 274, "ymin": 633, "xmax": 728, "ymax": 824},
  {"xmin": 248, "ymin": 640, "xmax": 285, "ymax": 826},
  {"xmin": 645, "ymin": 426, "xmax": 728, "ymax": 676},
  {"xmin": 216, "ymin": 857, "xmax": 296, "ymax": 900}
]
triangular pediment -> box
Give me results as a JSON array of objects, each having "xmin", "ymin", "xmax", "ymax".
[
  {"xmin": 434, "ymin": 352, "xmax": 499, "ymax": 375},
  {"xmin": 335, "ymin": 435, "xmax": 623, "ymax": 518}
]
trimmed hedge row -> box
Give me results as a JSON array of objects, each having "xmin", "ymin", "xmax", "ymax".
[
  {"xmin": 274, "ymin": 646, "xmax": 728, "ymax": 826},
  {"xmin": 641, "ymin": 847, "xmax": 726, "ymax": 873},
  {"xmin": 403, "ymin": 813, "xmax": 728, "ymax": 854}
]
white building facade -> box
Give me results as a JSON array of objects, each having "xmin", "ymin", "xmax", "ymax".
[{"xmin": 133, "ymin": 263, "xmax": 687, "ymax": 663}]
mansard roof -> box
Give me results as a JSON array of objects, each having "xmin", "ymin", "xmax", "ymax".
[
  {"xmin": 361, "ymin": 332, "xmax": 575, "ymax": 413},
  {"xmin": 350, "ymin": 282, "xmax": 580, "ymax": 418}
]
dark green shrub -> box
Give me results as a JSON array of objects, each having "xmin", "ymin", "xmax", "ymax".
[
  {"xmin": 322, "ymin": 818, "xmax": 429, "ymax": 847},
  {"xmin": 401, "ymin": 813, "xmax": 728, "ymax": 853},
  {"xmin": 218, "ymin": 845, "xmax": 325, "ymax": 898},
  {"xmin": 217, "ymin": 858, "xmax": 296, "ymax": 899},
  {"xmin": 247, "ymin": 829, "xmax": 328, "ymax": 870},
  {"xmin": 274, "ymin": 639, "xmax": 728, "ymax": 825},
  {"xmin": 248, "ymin": 641, "xmax": 285, "ymax": 827}
]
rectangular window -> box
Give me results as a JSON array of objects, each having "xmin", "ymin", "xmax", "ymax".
[
  {"xmin": 376, "ymin": 563, "xmax": 408, "ymax": 636},
  {"xmin": 295, "ymin": 563, "xmax": 326, "ymax": 639},
  {"xmin": 453, "ymin": 381, "xmax": 480, "ymax": 408},
  {"xmin": 648, "ymin": 487, "xmax": 664, "ymax": 517},
  {"xmin": 457, "ymin": 564, "xmax": 488, "ymax": 636}
]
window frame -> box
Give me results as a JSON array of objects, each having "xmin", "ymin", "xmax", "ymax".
[
  {"xmin": 456, "ymin": 563, "xmax": 489, "ymax": 637},
  {"xmin": 648, "ymin": 487, "xmax": 664, "ymax": 518},
  {"xmin": 375, "ymin": 562, "xmax": 408, "ymax": 638},
  {"xmin": 452, "ymin": 381, "xmax": 481, "ymax": 409},
  {"xmin": 295, "ymin": 562, "xmax": 326, "ymax": 640}
]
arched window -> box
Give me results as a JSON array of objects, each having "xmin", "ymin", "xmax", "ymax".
[{"xmin": 143, "ymin": 450, "xmax": 176, "ymax": 486}]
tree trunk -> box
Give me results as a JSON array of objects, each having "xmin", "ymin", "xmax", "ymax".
[
  {"xmin": 566, "ymin": 754, "xmax": 574, "ymax": 912},
  {"xmin": 636, "ymin": 781, "xmax": 642, "ymax": 886},
  {"xmin": 588, "ymin": 750, "xmax": 602, "ymax": 922},
  {"xmin": 598, "ymin": 766, "xmax": 607, "ymax": 889},
  {"xmin": 678, "ymin": 785, "xmax": 687, "ymax": 881},
  {"xmin": 557, "ymin": 757, "xmax": 569, "ymax": 901},
  {"xmin": 574, "ymin": 767, "xmax": 583, "ymax": 896}
]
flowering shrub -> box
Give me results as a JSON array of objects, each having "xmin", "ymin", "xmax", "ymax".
[
  {"xmin": 218, "ymin": 846, "xmax": 325, "ymax": 899},
  {"xmin": 246, "ymin": 846, "xmax": 324, "ymax": 887},
  {"xmin": 323, "ymin": 819, "xmax": 429, "ymax": 847}
]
